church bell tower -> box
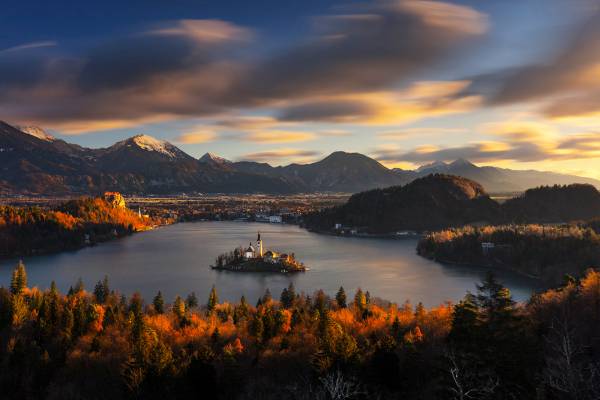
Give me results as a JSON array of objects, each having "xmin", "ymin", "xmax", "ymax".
[{"xmin": 256, "ymin": 232, "xmax": 263, "ymax": 257}]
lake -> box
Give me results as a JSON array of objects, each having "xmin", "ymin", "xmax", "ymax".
[{"xmin": 0, "ymin": 221, "xmax": 543, "ymax": 307}]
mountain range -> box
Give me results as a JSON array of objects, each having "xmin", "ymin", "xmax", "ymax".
[{"xmin": 1, "ymin": 120, "xmax": 599, "ymax": 195}]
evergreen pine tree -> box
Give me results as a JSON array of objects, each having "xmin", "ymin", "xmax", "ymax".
[
  {"xmin": 211, "ymin": 327, "xmax": 221, "ymax": 344},
  {"xmin": 173, "ymin": 296, "xmax": 186, "ymax": 319},
  {"xmin": 279, "ymin": 283, "xmax": 296, "ymax": 308},
  {"xmin": 354, "ymin": 288, "xmax": 366, "ymax": 312},
  {"xmin": 94, "ymin": 280, "xmax": 106, "ymax": 303},
  {"xmin": 280, "ymin": 287, "xmax": 290, "ymax": 308},
  {"xmin": 476, "ymin": 272, "xmax": 516, "ymax": 330},
  {"xmin": 207, "ymin": 286, "xmax": 218, "ymax": 313},
  {"xmin": 391, "ymin": 316, "xmax": 401, "ymax": 338},
  {"xmin": 153, "ymin": 291, "xmax": 165, "ymax": 314},
  {"xmin": 73, "ymin": 277, "xmax": 84, "ymax": 294},
  {"xmin": 49, "ymin": 281, "xmax": 58, "ymax": 296},
  {"xmin": 10, "ymin": 260, "xmax": 27, "ymax": 295},
  {"xmin": 314, "ymin": 289, "xmax": 328, "ymax": 314},
  {"xmin": 336, "ymin": 286, "xmax": 347, "ymax": 308},
  {"xmin": 250, "ymin": 313, "xmax": 264, "ymax": 343},
  {"xmin": 261, "ymin": 288, "xmax": 272, "ymax": 304},
  {"xmin": 102, "ymin": 275, "xmax": 110, "ymax": 298},
  {"xmin": 448, "ymin": 292, "xmax": 481, "ymax": 346},
  {"xmin": 414, "ymin": 302, "xmax": 426, "ymax": 322},
  {"xmin": 185, "ymin": 292, "xmax": 198, "ymax": 309}
]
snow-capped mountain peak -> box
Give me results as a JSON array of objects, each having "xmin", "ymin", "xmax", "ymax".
[
  {"xmin": 131, "ymin": 134, "xmax": 178, "ymax": 158},
  {"xmin": 16, "ymin": 125, "xmax": 55, "ymax": 142},
  {"xmin": 417, "ymin": 160, "xmax": 447, "ymax": 172},
  {"xmin": 199, "ymin": 152, "xmax": 231, "ymax": 164},
  {"xmin": 449, "ymin": 158, "xmax": 475, "ymax": 168}
]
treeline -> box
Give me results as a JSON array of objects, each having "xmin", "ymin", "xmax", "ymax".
[
  {"xmin": 0, "ymin": 197, "xmax": 157, "ymax": 257},
  {"xmin": 1, "ymin": 262, "xmax": 599, "ymax": 399},
  {"xmin": 417, "ymin": 223, "xmax": 600, "ymax": 283},
  {"xmin": 304, "ymin": 178, "xmax": 600, "ymax": 233}
]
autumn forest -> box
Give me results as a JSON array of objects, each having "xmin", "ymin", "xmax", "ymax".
[{"xmin": 1, "ymin": 261, "xmax": 599, "ymax": 399}]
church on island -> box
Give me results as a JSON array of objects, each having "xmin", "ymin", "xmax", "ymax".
[
  {"xmin": 212, "ymin": 232, "xmax": 305, "ymax": 273},
  {"xmin": 243, "ymin": 233, "xmax": 293, "ymax": 264}
]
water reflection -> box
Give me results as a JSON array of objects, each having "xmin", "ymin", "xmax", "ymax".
[{"xmin": 0, "ymin": 221, "xmax": 543, "ymax": 307}]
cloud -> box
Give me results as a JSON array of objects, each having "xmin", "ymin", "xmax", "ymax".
[
  {"xmin": 148, "ymin": 19, "xmax": 252, "ymax": 43},
  {"xmin": 0, "ymin": 41, "xmax": 57, "ymax": 54},
  {"xmin": 275, "ymin": 81, "xmax": 481, "ymax": 125},
  {"xmin": 239, "ymin": 148, "xmax": 321, "ymax": 162},
  {"xmin": 229, "ymin": 0, "xmax": 487, "ymax": 102},
  {"xmin": 378, "ymin": 127, "xmax": 466, "ymax": 139},
  {"xmin": 214, "ymin": 116, "xmax": 284, "ymax": 130},
  {"xmin": 0, "ymin": 19, "xmax": 246, "ymax": 130},
  {"xmin": 225, "ymin": 130, "xmax": 315, "ymax": 143},
  {"xmin": 318, "ymin": 129, "xmax": 353, "ymax": 137},
  {"xmin": 0, "ymin": 1, "xmax": 488, "ymax": 131},
  {"xmin": 373, "ymin": 124, "xmax": 600, "ymax": 164},
  {"xmin": 175, "ymin": 130, "xmax": 217, "ymax": 144},
  {"xmin": 277, "ymin": 100, "xmax": 373, "ymax": 123},
  {"xmin": 458, "ymin": 9, "xmax": 600, "ymax": 121},
  {"xmin": 557, "ymin": 133, "xmax": 600, "ymax": 153}
]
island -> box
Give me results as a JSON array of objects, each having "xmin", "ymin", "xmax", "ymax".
[{"xmin": 211, "ymin": 232, "xmax": 307, "ymax": 273}]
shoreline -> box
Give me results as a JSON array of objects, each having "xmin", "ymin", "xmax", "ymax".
[{"xmin": 429, "ymin": 256, "xmax": 542, "ymax": 281}]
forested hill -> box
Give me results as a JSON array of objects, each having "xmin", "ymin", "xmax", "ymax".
[
  {"xmin": 502, "ymin": 184, "xmax": 600, "ymax": 223},
  {"xmin": 303, "ymin": 174, "xmax": 501, "ymax": 233},
  {"xmin": 304, "ymin": 178, "xmax": 600, "ymax": 233},
  {"xmin": 418, "ymin": 223, "xmax": 600, "ymax": 283},
  {"xmin": 0, "ymin": 193, "xmax": 160, "ymax": 257}
]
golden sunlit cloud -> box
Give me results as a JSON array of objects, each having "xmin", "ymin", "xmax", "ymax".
[
  {"xmin": 175, "ymin": 130, "xmax": 217, "ymax": 144},
  {"xmin": 276, "ymin": 81, "xmax": 481, "ymax": 126},
  {"xmin": 318, "ymin": 129, "xmax": 353, "ymax": 137},
  {"xmin": 378, "ymin": 127, "xmax": 466, "ymax": 139},
  {"xmin": 227, "ymin": 130, "xmax": 315, "ymax": 143},
  {"xmin": 239, "ymin": 148, "xmax": 321, "ymax": 163},
  {"xmin": 400, "ymin": 0, "xmax": 489, "ymax": 35},
  {"xmin": 372, "ymin": 120, "xmax": 600, "ymax": 167},
  {"xmin": 149, "ymin": 19, "xmax": 253, "ymax": 43},
  {"xmin": 216, "ymin": 116, "xmax": 285, "ymax": 130},
  {"xmin": 50, "ymin": 118, "xmax": 169, "ymax": 135}
]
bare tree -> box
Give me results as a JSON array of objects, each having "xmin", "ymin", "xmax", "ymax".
[
  {"xmin": 283, "ymin": 371, "xmax": 366, "ymax": 400},
  {"xmin": 543, "ymin": 313, "xmax": 600, "ymax": 400},
  {"xmin": 319, "ymin": 370, "xmax": 365, "ymax": 400},
  {"xmin": 447, "ymin": 350, "xmax": 499, "ymax": 400}
]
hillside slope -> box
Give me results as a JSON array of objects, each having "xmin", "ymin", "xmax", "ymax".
[{"xmin": 303, "ymin": 174, "xmax": 501, "ymax": 232}]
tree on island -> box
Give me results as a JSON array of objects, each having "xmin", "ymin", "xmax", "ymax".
[{"xmin": 10, "ymin": 260, "xmax": 27, "ymax": 295}]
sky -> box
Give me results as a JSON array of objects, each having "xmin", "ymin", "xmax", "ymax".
[{"xmin": 2, "ymin": 0, "xmax": 600, "ymax": 178}]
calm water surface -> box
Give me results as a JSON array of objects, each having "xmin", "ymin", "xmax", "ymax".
[{"xmin": 0, "ymin": 222, "xmax": 542, "ymax": 307}]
